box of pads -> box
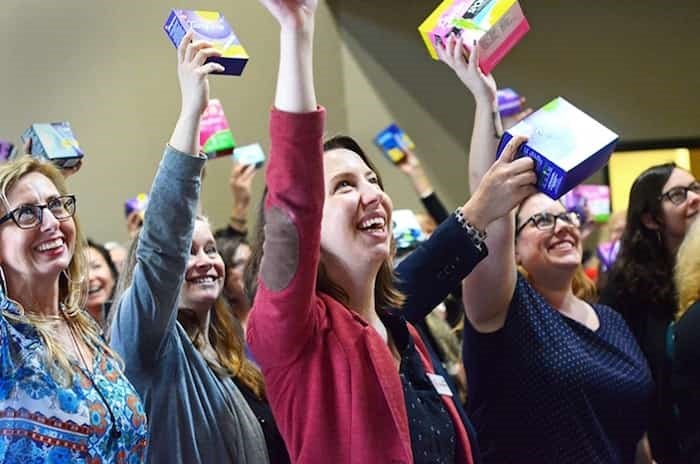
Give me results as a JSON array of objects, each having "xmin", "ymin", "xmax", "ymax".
[
  {"xmin": 200, "ymin": 99, "xmax": 236, "ymax": 158},
  {"xmin": 419, "ymin": 0, "xmax": 529, "ymax": 74},
  {"xmin": 163, "ymin": 9, "xmax": 248, "ymax": 76},
  {"xmin": 497, "ymin": 88, "xmax": 521, "ymax": 118},
  {"xmin": 496, "ymin": 97, "xmax": 619, "ymax": 200},
  {"xmin": 233, "ymin": 143, "xmax": 266, "ymax": 169},
  {"xmin": 20, "ymin": 122, "xmax": 84, "ymax": 169},
  {"xmin": 0, "ymin": 140, "xmax": 14, "ymax": 162},
  {"xmin": 374, "ymin": 124, "xmax": 415, "ymax": 164}
]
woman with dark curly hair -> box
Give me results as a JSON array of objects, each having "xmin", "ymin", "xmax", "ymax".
[{"xmin": 601, "ymin": 162, "xmax": 700, "ymax": 462}]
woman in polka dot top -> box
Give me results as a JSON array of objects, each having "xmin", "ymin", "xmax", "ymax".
[{"xmin": 439, "ymin": 37, "xmax": 655, "ymax": 463}]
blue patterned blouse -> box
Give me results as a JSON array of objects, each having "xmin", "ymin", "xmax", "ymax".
[{"xmin": 0, "ymin": 293, "xmax": 148, "ymax": 463}]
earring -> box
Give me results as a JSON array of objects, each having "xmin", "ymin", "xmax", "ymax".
[{"xmin": 0, "ymin": 265, "xmax": 6, "ymax": 295}]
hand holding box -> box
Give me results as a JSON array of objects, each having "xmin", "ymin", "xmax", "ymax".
[
  {"xmin": 164, "ymin": 10, "xmax": 248, "ymax": 76},
  {"xmin": 419, "ymin": 0, "xmax": 529, "ymax": 74},
  {"xmin": 497, "ymin": 97, "xmax": 619, "ymax": 199}
]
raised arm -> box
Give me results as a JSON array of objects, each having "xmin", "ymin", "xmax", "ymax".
[
  {"xmin": 247, "ymin": 0, "xmax": 324, "ymax": 369},
  {"xmin": 398, "ymin": 138, "xmax": 535, "ymax": 322},
  {"xmin": 110, "ymin": 31, "xmax": 222, "ymax": 365},
  {"xmin": 396, "ymin": 147, "xmax": 450, "ymax": 224},
  {"xmin": 438, "ymin": 34, "xmax": 534, "ymax": 332}
]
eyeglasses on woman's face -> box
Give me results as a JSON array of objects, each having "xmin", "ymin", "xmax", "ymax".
[
  {"xmin": 0, "ymin": 195, "xmax": 76, "ymax": 230},
  {"xmin": 659, "ymin": 181, "xmax": 700, "ymax": 206},
  {"xmin": 516, "ymin": 210, "xmax": 581, "ymax": 236}
]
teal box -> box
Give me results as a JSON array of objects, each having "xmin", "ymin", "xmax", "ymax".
[
  {"xmin": 496, "ymin": 97, "xmax": 619, "ymax": 199},
  {"xmin": 20, "ymin": 122, "xmax": 84, "ymax": 169}
]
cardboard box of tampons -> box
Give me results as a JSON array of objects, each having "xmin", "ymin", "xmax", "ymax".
[
  {"xmin": 496, "ymin": 97, "xmax": 619, "ymax": 199},
  {"xmin": 21, "ymin": 122, "xmax": 84, "ymax": 169},
  {"xmin": 164, "ymin": 9, "xmax": 248, "ymax": 76}
]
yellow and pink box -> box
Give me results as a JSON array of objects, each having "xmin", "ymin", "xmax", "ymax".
[
  {"xmin": 200, "ymin": 99, "xmax": 236, "ymax": 159},
  {"xmin": 419, "ymin": 0, "xmax": 529, "ymax": 74},
  {"xmin": 163, "ymin": 9, "xmax": 248, "ymax": 76}
]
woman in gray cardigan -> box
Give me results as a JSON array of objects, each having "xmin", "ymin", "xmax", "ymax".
[{"xmin": 109, "ymin": 30, "xmax": 281, "ymax": 463}]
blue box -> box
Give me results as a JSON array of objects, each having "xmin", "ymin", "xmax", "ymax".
[
  {"xmin": 233, "ymin": 143, "xmax": 266, "ymax": 169},
  {"xmin": 374, "ymin": 124, "xmax": 415, "ymax": 164},
  {"xmin": 20, "ymin": 122, "xmax": 84, "ymax": 169},
  {"xmin": 163, "ymin": 9, "xmax": 248, "ymax": 76},
  {"xmin": 496, "ymin": 97, "xmax": 619, "ymax": 199}
]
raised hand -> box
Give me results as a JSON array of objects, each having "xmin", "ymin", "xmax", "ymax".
[
  {"xmin": 436, "ymin": 33, "xmax": 497, "ymax": 105},
  {"xmin": 463, "ymin": 135, "xmax": 537, "ymax": 229},
  {"xmin": 230, "ymin": 162, "xmax": 256, "ymax": 208},
  {"xmin": 177, "ymin": 29, "xmax": 224, "ymax": 120},
  {"xmin": 169, "ymin": 30, "xmax": 225, "ymax": 155},
  {"xmin": 396, "ymin": 147, "xmax": 422, "ymax": 177},
  {"xmin": 258, "ymin": 0, "xmax": 318, "ymax": 30}
]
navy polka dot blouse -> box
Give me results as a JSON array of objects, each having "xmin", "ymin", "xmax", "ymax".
[{"xmin": 463, "ymin": 275, "xmax": 653, "ymax": 463}]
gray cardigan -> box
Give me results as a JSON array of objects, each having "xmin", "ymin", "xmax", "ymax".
[{"xmin": 110, "ymin": 147, "xmax": 269, "ymax": 464}]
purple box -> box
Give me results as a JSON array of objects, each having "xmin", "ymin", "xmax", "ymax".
[
  {"xmin": 163, "ymin": 9, "xmax": 248, "ymax": 76},
  {"xmin": 0, "ymin": 140, "xmax": 14, "ymax": 162},
  {"xmin": 497, "ymin": 88, "xmax": 521, "ymax": 118}
]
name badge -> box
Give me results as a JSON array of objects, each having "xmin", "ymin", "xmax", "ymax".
[{"xmin": 427, "ymin": 373, "xmax": 453, "ymax": 397}]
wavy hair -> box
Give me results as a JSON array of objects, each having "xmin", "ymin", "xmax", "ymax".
[
  {"xmin": 112, "ymin": 216, "xmax": 265, "ymax": 398},
  {"xmin": 0, "ymin": 155, "xmax": 120, "ymax": 385},
  {"xmin": 675, "ymin": 218, "xmax": 700, "ymax": 320},
  {"xmin": 246, "ymin": 135, "xmax": 405, "ymax": 313},
  {"xmin": 605, "ymin": 163, "xmax": 677, "ymax": 320}
]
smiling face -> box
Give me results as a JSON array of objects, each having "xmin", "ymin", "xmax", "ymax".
[
  {"xmin": 0, "ymin": 172, "xmax": 75, "ymax": 291},
  {"xmin": 658, "ymin": 168, "xmax": 700, "ymax": 252},
  {"xmin": 320, "ymin": 148, "xmax": 393, "ymax": 275},
  {"xmin": 515, "ymin": 194, "xmax": 582, "ymax": 280},
  {"xmin": 86, "ymin": 246, "xmax": 115, "ymax": 319},
  {"xmin": 225, "ymin": 242, "xmax": 250, "ymax": 301},
  {"xmin": 178, "ymin": 219, "xmax": 225, "ymax": 314}
]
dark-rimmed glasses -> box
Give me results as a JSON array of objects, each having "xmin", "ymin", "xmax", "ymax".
[
  {"xmin": 659, "ymin": 182, "xmax": 700, "ymax": 206},
  {"xmin": 0, "ymin": 195, "xmax": 76, "ymax": 230},
  {"xmin": 516, "ymin": 211, "xmax": 581, "ymax": 236}
]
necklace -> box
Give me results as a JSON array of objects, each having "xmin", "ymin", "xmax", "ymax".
[{"xmin": 61, "ymin": 305, "xmax": 122, "ymax": 439}]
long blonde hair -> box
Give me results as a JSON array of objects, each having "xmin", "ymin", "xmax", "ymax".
[
  {"xmin": 0, "ymin": 156, "xmax": 121, "ymax": 385},
  {"xmin": 675, "ymin": 219, "xmax": 700, "ymax": 320}
]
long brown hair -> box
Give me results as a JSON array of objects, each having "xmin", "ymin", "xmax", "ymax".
[
  {"xmin": 605, "ymin": 163, "xmax": 677, "ymax": 320},
  {"xmin": 246, "ymin": 135, "xmax": 405, "ymax": 313},
  {"xmin": 0, "ymin": 156, "xmax": 121, "ymax": 385},
  {"xmin": 111, "ymin": 217, "xmax": 265, "ymax": 398}
]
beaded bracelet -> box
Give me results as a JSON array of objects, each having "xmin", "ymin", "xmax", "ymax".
[{"xmin": 454, "ymin": 207, "xmax": 488, "ymax": 251}]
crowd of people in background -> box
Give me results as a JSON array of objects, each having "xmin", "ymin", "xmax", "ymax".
[{"xmin": 1, "ymin": 0, "xmax": 699, "ymax": 463}]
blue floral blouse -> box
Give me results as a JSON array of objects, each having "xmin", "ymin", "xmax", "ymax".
[{"xmin": 0, "ymin": 293, "xmax": 148, "ymax": 463}]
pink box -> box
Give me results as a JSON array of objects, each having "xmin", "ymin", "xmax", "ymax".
[{"xmin": 419, "ymin": 0, "xmax": 529, "ymax": 74}]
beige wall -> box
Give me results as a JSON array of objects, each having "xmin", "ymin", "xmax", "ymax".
[
  {"xmin": 0, "ymin": 0, "xmax": 347, "ymax": 243},
  {"xmin": 2, "ymin": 1, "xmax": 698, "ymax": 243},
  {"xmin": 331, "ymin": 0, "xmax": 700, "ymax": 210}
]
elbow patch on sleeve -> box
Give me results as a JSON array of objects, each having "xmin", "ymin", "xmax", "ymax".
[{"xmin": 260, "ymin": 206, "xmax": 300, "ymax": 292}]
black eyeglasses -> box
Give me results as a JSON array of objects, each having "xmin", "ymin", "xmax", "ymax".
[
  {"xmin": 0, "ymin": 195, "xmax": 76, "ymax": 230},
  {"xmin": 659, "ymin": 182, "xmax": 700, "ymax": 206},
  {"xmin": 516, "ymin": 211, "xmax": 581, "ymax": 236}
]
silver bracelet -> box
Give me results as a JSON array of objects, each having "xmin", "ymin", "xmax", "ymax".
[{"xmin": 454, "ymin": 208, "xmax": 488, "ymax": 251}]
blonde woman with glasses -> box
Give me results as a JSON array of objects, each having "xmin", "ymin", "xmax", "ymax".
[{"xmin": 0, "ymin": 158, "xmax": 148, "ymax": 462}]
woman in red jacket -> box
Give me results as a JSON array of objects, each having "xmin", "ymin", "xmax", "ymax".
[{"xmin": 246, "ymin": 1, "xmax": 537, "ymax": 462}]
